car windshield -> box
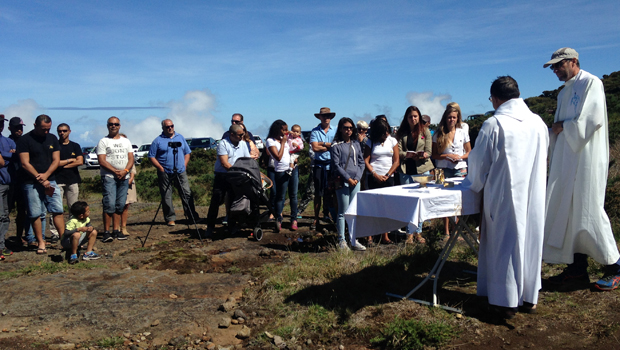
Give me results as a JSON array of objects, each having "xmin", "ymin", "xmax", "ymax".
[
  {"xmin": 138, "ymin": 145, "xmax": 150, "ymax": 152},
  {"xmin": 190, "ymin": 138, "xmax": 212, "ymax": 146}
]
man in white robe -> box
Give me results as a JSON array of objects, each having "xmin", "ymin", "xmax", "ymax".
[
  {"xmin": 543, "ymin": 47, "xmax": 620, "ymax": 290},
  {"xmin": 464, "ymin": 76, "xmax": 548, "ymax": 318}
]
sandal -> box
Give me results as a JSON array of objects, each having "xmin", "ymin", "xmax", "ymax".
[
  {"xmin": 310, "ymin": 220, "xmax": 318, "ymax": 231},
  {"xmin": 36, "ymin": 248, "xmax": 47, "ymax": 255},
  {"xmin": 414, "ymin": 234, "xmax": 426, "ymax": 244}
]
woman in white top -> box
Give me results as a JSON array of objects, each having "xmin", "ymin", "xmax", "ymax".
[
  {"xmin": 432, "ymin": 103, "xmax": 472, "ymax": 238},
  {"xmin": 266, "ymin": 119, "xmax": 295, "ymax": 233},
  {"xmin": 364, "ymin": 117, "xmax": 400, "ymax": 244}
]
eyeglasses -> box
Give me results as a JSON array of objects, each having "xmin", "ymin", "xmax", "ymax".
[
  {"xmin": 231, "ymin": 120, "xmax": 242, "ymax": 124},
  {"xmin": 164, "ymin": 125, "xmax": 174, "ymax": 129},
  {"xmin": 107, "ymin": 123, "xmax": 120, "ymax": 127},
  {"xmin": 342, "ymin": 126, "xmax": 353, "ymax": 130},
  {"xmin": 550, "ymin": 60, "xmax": 568, "ymax": 71},
  {"xmin": 57, "ymin": 129, "xmax": 69, "ymax": 133},
  {"xmin": 488, "ymin": 96, "xmax": 492, "ymax": 102}
]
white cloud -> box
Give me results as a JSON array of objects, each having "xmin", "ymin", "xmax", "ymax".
[
  {"xmin": 406, "ymin": 91, "xmax": 452, "ymax": 125},
  {"xmin": 114, "ymin": 89, "xmax": 225, "ymax": 146},
  {"xmin": 1, "ymin": 99, "xmax": 42, "ymax": 126}
]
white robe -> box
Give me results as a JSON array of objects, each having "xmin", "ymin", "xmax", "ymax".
[
  {"xmin": 543, "ymin": 70, "xmax": 620, "ymax": 265},
  {"xmin": 463, "ymin": 98, "xmax": 548, "ymax": 308}
]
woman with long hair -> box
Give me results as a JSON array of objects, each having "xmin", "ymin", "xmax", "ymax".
[
  {"xmin": 432, "ymin": 104, "xmax": 471, "ymax": 237},
  {"xmin": 364, "ymin": 117, "xmax": 400, "ymax": 244},
  {"xmin": 266, "ymin": 120, "xmax": 297, "ymax": 232},
  {"xmin": 331, "ymin": 118, "xmax": 366, "ymax": 251},
  {"xmin": 241, "ymin": 124, "xmax": 259, "ymax": 159},
  {"xmin": 396, "ymin": 106, "xmax": 434, "ymax": 243}
]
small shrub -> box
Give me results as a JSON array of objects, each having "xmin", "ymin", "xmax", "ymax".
[
  {"xmin": 370, "ymin": 317, "xmax": 454, "ymax": 350},
  {"xmin": 96, "ymin": 336, "xmax": 125, "ymax": 347}
]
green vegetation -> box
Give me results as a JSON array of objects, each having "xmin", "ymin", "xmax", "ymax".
[
  {"xmin": 95, "ymin": 336, "xmax": 125, "ymax": 347},
  {"xmin": 370, "ymin": 317, "xmax": 454, "ymax": 350}
]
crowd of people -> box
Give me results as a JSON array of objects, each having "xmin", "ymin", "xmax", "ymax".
[{"xmin": 0, "ymin": 47, "xmax": 617, "ymax": 320}]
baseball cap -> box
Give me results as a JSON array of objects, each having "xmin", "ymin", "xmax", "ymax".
[
  {"xmin": 9, "ymin": 117, "xmax": 25, "ymax": 127},
  {"xmin": 543, "ymin": 47, "xmax": 579, "ymax": 68}
]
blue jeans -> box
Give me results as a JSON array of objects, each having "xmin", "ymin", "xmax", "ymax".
[
  {"xmin": 336, "ymin": 182, "xmax": 360, "ymax": 243},
  {"xmin": 0, "ymin": 184, "xmax": 9, "ymax": 250},
  {"xmin": 24, "ymin": 212, "xmax": 46, "ymax": 244},
  {"xmin": 267, "ymin": 167, "xmax": 276, "ymax": 212},
  {"xmin": 274, "ymin": 171, "xmax": 291, "ymax": 222},
  {"xmin": 288, "ymin": 167, "xmax": 299, "ymax": 220},
  {"xmin": 102, "ymin": 176, "xmax": 129, "ymax": 214},
  {"xmin": 23, "ymin": 181, "xmax": 64, "ymax": 217}
]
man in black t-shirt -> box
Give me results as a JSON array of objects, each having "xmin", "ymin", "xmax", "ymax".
[
  {"xmin": 16, "ymin": 115, "xmax": 65, "ymax": 254},
  {"xmin": 54, "ymin": 123, "xmax": 83, "ymax": 208}
]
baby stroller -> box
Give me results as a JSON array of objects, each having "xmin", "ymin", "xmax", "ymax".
[{"xmin": 226, "ymin": 157, "xmax": 276, "ymax": 241}]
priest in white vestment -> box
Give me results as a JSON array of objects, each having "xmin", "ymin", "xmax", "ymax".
[
  {"xmin": 543, "ymin": 47, "xmax": 620, "ymax": 291},
  {"xmin": 464, "ymin": 76, "xmax": 548, "ymax": 318}
]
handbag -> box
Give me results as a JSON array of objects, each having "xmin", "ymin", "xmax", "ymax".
[{"xmin": 329, "ymin": 143, "xmax": 354, "ymax": 191}]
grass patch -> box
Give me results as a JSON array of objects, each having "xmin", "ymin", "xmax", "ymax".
[
  {"xmin": 96, "ymin": 336, "xmax": 125, "ymax": 347},
  {"xmin": 370, "ymin": 317, "xmax": 454, "ymax": 350},
  {"xmin": 0, "ymin": 261, "xmax": 104, "ymax": 280}
]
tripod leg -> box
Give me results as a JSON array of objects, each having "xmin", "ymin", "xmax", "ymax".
[{"xmin": 172, "ymin": 172, "xmax": 203, "ymax": 242}]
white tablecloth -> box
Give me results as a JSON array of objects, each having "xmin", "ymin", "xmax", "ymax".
[{"xmin": 344, "ymin": 179, "xmax": 481, "ymax": 238}]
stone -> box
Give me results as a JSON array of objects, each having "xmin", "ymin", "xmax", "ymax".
[
  {"xmin": 202, "ymin": 335, "xmax": 211, "ymax": 342},
  {"xmin": 1, "ymin": 311, "xmax": 6, "ymax": 316},
  {"xmin": 237, "ymin": 318, "xmax": 245, "ymax": 324},
  {"xmin": 264, "ymin": 331, "xmax": 274, "ymax": 339},
  {"xmin": 123, "ymin": 340, "xmax": 131, "ymax": 346},
  {"xmin": 206, "ymin": 342, "xmax": 216, "ymax": 350},
  {"xmin": 306, "ymin": 339, "xmax": 313, "ymax": 345},
  {"xmin": 339, "ymin": 345, "xmax": 345, "ymax": 350},
  {"xmin": 49, "ymin": 345, "xmax": 76, "ymax": 350},
  {"xmin": 130, "ymin": 346, "xmax": 139, "ymax": 350},
  {"xmin": 236, "ymin": 326, "xmax": 251, "ymax": 339},
  {"xmin": 169, "ymin": 336, "xmax": 185, "ymax": 346},
  {"xmin": 219, "ymin": 317, "xmax": 232, "ymax": 328},
  {"xmin": 123, "ymin": 333, "xmax": 131, "ymax": 339},
  {"xmin": 151, "ymin": 319, "xmax": 160, "ymax": 327},
  {"xmin": 140, "ymin": 336, "xmax": 146, "ymax": 341},
  {"xmin": 143, "ymin": 332, "xmax": 151, "ymax": 337},
  {"xmin": 218, "ymin": 302, "xmax": 235, "ymax": 312},
  {"xmin": 169, "ymin": 293, "xmax": 178, "ymax": 299},
  {"xmin": 231, "ymin": 319, "xmax": 238, "ymax": 325},
  {"xmin": 233, "ymin": 310, "xmax": 247, "ymax": 319},
  {"xmin": 273, "ymin": 335, "xmax": 285, "ymax": 347}
]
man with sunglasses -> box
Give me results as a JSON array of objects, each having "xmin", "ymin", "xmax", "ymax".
[
  {"xmin": 96, "ymin": 117, "xmax": 133, "ymax": 242},
  {"xmin": 221, "ymin": 113, "xmax": 254, "ymax": 154},
  {"xmin": 206, "ymin": 124, "xmax": 250, "ymax": 236},
  {"xmin": 542, "ymin": 47, "xmax": 620, "ymax": 291},
  {"xmin": 148, "ymin": 119, "xmax": 199, "ymax": 227}
]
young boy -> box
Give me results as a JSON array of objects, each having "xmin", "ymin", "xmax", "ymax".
[
  {"xmin": 286, "ymin": 124, "xmax": 304, "ymax": 175},
  {"xmin": 62, "ymin": 201, "xmax": 101, "ymax": 264}
]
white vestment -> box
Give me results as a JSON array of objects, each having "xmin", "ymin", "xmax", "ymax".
[
  {"xmin": 543, "ymin": 70, "xmax": 620, "ymax": 265},
  {"xmin": 463, "ymin": 98, "xmax": 548, "ymax": 308}
]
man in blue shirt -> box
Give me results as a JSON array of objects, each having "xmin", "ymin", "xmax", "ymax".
[
  {"xmin": 309, "ymin": 107, "xmax": 337, "ymax": 230},
  {"xmin": 0, "ymin": 116, "xmax": 15, "ymax": 259},
  {"xmin": 206, "ymin": 124, "xmax": 250, "ymax": 235},
  {"xmin": 148, "ymin": 119, "xmax": 199, "ymax": 226}
]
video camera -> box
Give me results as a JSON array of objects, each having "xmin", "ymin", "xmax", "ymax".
[{"xmin": 168, "ymin": 141, "xmax": 182, "ymax": 148}]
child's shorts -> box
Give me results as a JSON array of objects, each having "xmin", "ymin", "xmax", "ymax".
[{"xmin": 61, "ymin": 231, "xmax": 88, "ymax": 250}]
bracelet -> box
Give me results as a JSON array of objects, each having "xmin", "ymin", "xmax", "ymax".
[{"xmin": 124, "ymin": 169, "xmax": 129, "ymax": 172}]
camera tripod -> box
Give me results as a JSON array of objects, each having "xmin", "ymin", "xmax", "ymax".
[{"xmin": 141, "ymin": 143, "xmax": 203, "ymax": 247}]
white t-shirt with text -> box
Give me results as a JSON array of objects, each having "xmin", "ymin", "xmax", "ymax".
[{"xmin": 97, "ymin": 136, "xmax": 133, "ymax": 178}]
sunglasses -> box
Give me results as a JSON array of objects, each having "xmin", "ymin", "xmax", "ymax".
[
  {"xmin": 342, "ymin": 126, "xmax": 354, "ymax": 130},
  {"xmin": 357, "ymin": 128, "xmax": 367, "ymax": 132},
  {"xmin": 235, "ymin": 132, "xmax": 245, "ymax": 137},
  {"xmin": 164, "ymin": 125, "xmax": 174, "ymax": 129},
  {"xmin": 231, "ymin": 120, "xmax": 242, "ymax": 124},
  {"xmin": 57, "ymin": 129, "xmax": 69, "ymax": 133},
  {"xmin": 550, "ymin": 60, "xmax": 568, "ymax": 71},
  {"xmin": 107, "ymin": 123, "xmax": 120, "ymax": 127}
]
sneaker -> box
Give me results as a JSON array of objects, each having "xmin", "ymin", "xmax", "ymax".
[
  {"xmin": 595, "ymin": 274, "xmax": 620, "ymax": 291},
  {"xmin": 101, "ymin": 231, "xmax": 114, "ymax": 243},
  {"xmin": 547, "ymin": 269, "xmax": 590, "ymax": 285},
  {"xmin": 275, "ymin": 221, "xmax": 281, "ymax": 233},
  {"xmin": 82, "ymin": 251, "xmax": 101, "ymax": 261},
  {"xmin": 167, "ymin": 221, "xmax": 176, "ymax": 226},
  {"xmin": 291, "ymin": 220, "xmax": 298, "ymax": 231},
  {"xmin": 114, "ymin": 230, "xmax": 128, "ymax": 240},
  {"xmin": 351, "ymin": 240, "xmax": 367, "ymax": 251},
  {"xmin": 50, "ymin": 234, "xmax": 60, "ymax": 244},
  {"xmin": 205, "ymin": 226, "xmax": 214, "ymax": 238},
  {"xmin": 69, "ymin": 254, "xmax": 79, "ymax": 265},
  {"xmin": 2, "ymin": 248, "xmax": 13, "ymax": 256},
  {"xmin": 338, "ymin": 240, "xmax": 350, "ymax": 251}
]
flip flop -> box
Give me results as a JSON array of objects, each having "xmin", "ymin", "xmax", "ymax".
[{"xmin": 36, "ymin": 248, "xmax": 47, "ymax": 255}]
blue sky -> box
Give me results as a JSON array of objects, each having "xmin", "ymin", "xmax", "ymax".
[{"xmin": 1, "ymin": 0, "xmax": 619, "ymax": 146}]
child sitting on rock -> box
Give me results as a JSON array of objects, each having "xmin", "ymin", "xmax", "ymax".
[{"xmin": 62, "ymin": 201, "xmax": 101, "ymax": 264}]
